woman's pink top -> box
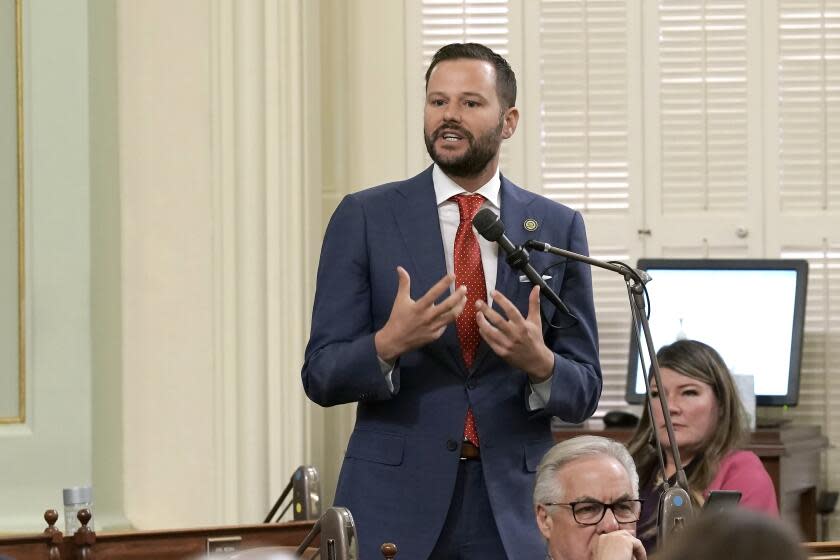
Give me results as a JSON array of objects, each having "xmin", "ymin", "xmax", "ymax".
[{"xmin": 705, "ymin": 449, "xmax": 779, "ymax": 515}]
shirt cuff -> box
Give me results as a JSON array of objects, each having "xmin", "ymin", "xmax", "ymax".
[
  {"xmin": 378, "ymin": 356, "xmax": 396, "ymax": 393},
  {"xmin": 527, "ymin": 376, "xmax": 553, "ymax": 411}
]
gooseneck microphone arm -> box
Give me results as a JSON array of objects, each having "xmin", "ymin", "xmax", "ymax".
[
  {"xmin": 523, "ymin": 240, "xmax": 644, "ymax": 280},
  {"xmin": 264, "ymin": 477, "xmax": 294, "ymax": 523},
  {"xmin": 524, "ymin": 238, "xmax": 693, "ymax": 542}
]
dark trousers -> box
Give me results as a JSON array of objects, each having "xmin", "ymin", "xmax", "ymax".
[{"xmin": 429, "ymin": 459, "xmax": 509, "ymax": 559}]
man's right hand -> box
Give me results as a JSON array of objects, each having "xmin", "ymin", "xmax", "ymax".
[
  {"xmin": 593, "ymin": 530, "xmax": 646, "ymax": 560},
  {"xmin": 374, "ymin": 267, "xmax": 467, "ymax": 363}
]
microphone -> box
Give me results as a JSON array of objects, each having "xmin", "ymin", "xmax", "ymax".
[
  {"xmin": 658, "ymin": 485, "xmax": 692, "ymax": 545},
  {"xmin": 264, "ymin": 465, "xmax": 321, "ymax": 523},
  {"xmin": 294, "ymin": 507, "xmax": 358, "ymax": 560},
  {"xmin": 472, "ymin": 208, "xmax": 577, "ymax": 326},
  {"xmin": 521, "ymin": 230, "xmax": 695, "ymax": 540},
  {"xmin": 292, "ymin": 466, "xmax": 321, "ymax": 521}
]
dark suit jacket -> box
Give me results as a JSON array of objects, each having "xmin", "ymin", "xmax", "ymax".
[{"xmin": 302, "ymin": 166, "xmax": 602, "ymax": 560}]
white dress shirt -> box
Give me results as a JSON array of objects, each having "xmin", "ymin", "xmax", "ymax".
[{"xmin": 432, "ymin": 164, "xmax": 500, "ymax": 308}]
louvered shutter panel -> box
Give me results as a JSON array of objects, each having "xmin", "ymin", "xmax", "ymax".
[
  {"xmin": 422, "ymin": 0, "xmax": 510, "ymax": 63},
  {"xmin": 660, "ymin": 243, "xmax": 749, "ymax": 258},
  {"xmin": 587, "ymin": 248, "xmax": 635, "ymax": 417},
  {"xmin": 419, "ymin": 0, "xmax": 513, "ymax": 170},
  {"xmin": 657, "ymin": 1, "xmax": 749, "ymax": 213},
  {"xmin": 773, "ymin": 2, "xmax": 840, "ymax": 535},
  {"xmin": 538, "ymin": 0, "xmax": 630, "ymax": 213},
  {"xmin": 781, "ymin": 247, "xmax": 840, "ymax": 522},
  {"xmin": 537, "ymin": 0, "xmax": 638, "ymax": 418},
  {"xmin": 778, "ymin": 1, "xmax": 840, "ymax": 212}
]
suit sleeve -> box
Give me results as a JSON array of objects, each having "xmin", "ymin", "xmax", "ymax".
[
  {"xmin": 541, "ymin": 210, "xmax": 602, "ymax": 422},
  {"xmin": 301, "ymin": 195, "xmax": 397, "ymax": 407}
]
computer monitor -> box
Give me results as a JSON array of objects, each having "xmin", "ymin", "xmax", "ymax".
[{"xmin": 625, "ymin": 258, "xmax": 808, "ymax": 407}]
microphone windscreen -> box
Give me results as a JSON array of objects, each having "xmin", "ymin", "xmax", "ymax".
[{"xmin": 472, "ymin": 208, "xmax": 505, "ymax": 241}]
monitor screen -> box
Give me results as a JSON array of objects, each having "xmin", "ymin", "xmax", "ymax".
[{"xmin": 625, "ymin": 259, "xmax": 808, "ymax": 407}]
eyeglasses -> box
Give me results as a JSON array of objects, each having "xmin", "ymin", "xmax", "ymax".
[{"xmin": 541, "ymin": 499, "xmax": 644, "ymax": 525}]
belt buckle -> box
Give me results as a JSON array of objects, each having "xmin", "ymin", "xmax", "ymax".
[{"xmin": 460, "ymin": 440, "xmax": 479, "ymax": 461}]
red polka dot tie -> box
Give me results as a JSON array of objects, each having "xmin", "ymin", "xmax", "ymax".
[{"xmin": 452, "ymin": 194, "xmax": 487, "ymax": 447}]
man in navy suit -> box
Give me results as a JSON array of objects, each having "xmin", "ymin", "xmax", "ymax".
[{"xmin": 302, "ymin": 43, "xmax": 601, "ymax": 559}]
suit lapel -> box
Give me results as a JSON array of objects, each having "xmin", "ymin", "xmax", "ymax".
[
  {"xmin": 495, "ymin": 176, "xmax": 542, "ymax": 314},
  {"xmin": 392, "ymin": 168, "xmax": 447, "ymax": 294},
  {"xmin": 392, "ymin": 167, "xmax": 467, "ymax": 376}
]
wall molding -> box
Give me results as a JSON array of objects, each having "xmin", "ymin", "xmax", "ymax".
[{"xmin": 210, "ymin": 0, "xmax": 316, "ymax": 523}]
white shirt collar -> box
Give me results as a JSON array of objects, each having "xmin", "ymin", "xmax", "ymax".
[{"xmin": 432, "ymin": 164, "xmax": 501, "ymax": 209}]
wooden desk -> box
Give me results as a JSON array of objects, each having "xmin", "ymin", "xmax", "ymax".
[
  {"xmin": 0, "ymin": 520, "xmax": 314, "ymax": 560},
  {"xmin": 806, "ymin": 541, "xmax": 840, "ymax": 559},
  {"xmin": 553, "ymin": 423, "xmax": 828, "ymax": 540}
]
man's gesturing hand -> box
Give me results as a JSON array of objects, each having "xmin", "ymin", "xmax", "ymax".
[
  {"xmin": 475, "ymin": 286, "xmax": 555, "ymax": 382},
  {"xmin": 375, "ymin": 267, "xmax": 467, "ymax": 363}
]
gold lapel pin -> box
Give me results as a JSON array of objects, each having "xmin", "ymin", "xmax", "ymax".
[{"xmin": 523, "ymin": 218, "xmax": 539, "ymax": 232}]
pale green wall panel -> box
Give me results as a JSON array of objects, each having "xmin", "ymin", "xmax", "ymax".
[{"xmin": 0, "ymin": 0, "xmax": 93, "ymax": 531}]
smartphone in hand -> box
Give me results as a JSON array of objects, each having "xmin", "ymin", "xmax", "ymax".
[{"xmin": 703, "ymin": 490, "xmax": 742, "ymax": 515}]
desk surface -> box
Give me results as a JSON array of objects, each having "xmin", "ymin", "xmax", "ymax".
[{"xmin": 554, "ymin": 422, "xmax": 828, "ymax": 454}]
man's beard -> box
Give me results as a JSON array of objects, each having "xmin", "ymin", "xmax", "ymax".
[{"xmin": 424, "ymin": 117, "xmax": 504, "ymax": 179}]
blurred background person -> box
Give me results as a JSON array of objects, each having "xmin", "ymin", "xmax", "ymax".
[
  {"xmin": 534, "ymin": 436, "xmax": 646, "ymax": 560},
  {"xmin": 652, "ymin": 508, "xmax": 804, "ymax": 560},
  {"xmin": 627, "ymin": 339, "xmax": 777, "ymax": 552}
]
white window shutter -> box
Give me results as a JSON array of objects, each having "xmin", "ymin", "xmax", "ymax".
[
  {"xmin": 538, "ymin": 0, "xmax": 631, "ymax": 213},
  {"xmin": 535, "ymin": 0, "xmax": 639, "ymax": 418},
  {"xmin": 781, "ymin": 247, "xmax": 840, "ymax": 510},
  {"xmin": 421, "ymin": 0, "xmax": 511, "ymax": 63},
  {"xmin": 643, "ymin": 1, "xmax": 763, "ymax": 261},
  {"xmin": 588, "ymin": 247, "xmax": 636, "ymax": 418},
  {"xmin": 777, "ymin": 1, "xmax": 840, "ymax": 212},
  {"xmin": 414, "ymin": 0, "xmax": 514, "ymax": 172},
  {"xmin": 657, "ymin": 1, "xmax": 750, "ymax": 213},
  {"xmin": 772, "ymin": 4, "xmax": 840, "ymax": 535}
]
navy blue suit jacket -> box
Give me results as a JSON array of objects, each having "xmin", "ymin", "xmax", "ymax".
[{"xmin": 302, "ymin": 167, "xmax": 602, "ymax": 559}]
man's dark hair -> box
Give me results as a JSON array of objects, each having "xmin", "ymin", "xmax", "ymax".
[{"xmin": 425, "ymin": 43, "xmax": 517, "ymax": 109}]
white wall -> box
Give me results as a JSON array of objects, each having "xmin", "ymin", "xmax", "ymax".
[
  {"xmin": 116, "ymin": 0, "xmax": 322, "ymax": 528},
  {"xmin": 117, "ymin": 0, "xmax": 218, "ymax": 528},
  {"xmin": 112, "ymin": 0, "xmax": 412, "ymax": 528}
]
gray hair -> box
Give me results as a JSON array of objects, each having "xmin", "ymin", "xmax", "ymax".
[{"xmin": 533, "ymin": 435, "xmax": 639, "ymax": 507}]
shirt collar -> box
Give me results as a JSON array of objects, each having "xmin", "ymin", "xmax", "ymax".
[{"xmin": 432, "ymin": 164, "xmax": 501, "ymax": 209}]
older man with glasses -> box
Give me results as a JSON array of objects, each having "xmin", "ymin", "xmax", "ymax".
[{"xmin": 534, "ymin": 436, "xmax": 646, "ymax": 560}]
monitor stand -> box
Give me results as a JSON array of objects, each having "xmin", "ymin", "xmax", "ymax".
[
  {"xmin": 756, "ymin": 417, "xmax": 793, "ymax": 429},
  {"xmin": 756, "ymin": 407, "xmax": 794, "ymax": 429}
]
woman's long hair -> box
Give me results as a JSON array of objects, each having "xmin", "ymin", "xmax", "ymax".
[{"xmin": 626, "ymin": 339, "xmax": 749, "ymax": 507}]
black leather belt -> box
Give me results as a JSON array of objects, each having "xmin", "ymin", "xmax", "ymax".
[{"xmin": 460, "ymin": 441, "xmax": 480, "ymax": 460}]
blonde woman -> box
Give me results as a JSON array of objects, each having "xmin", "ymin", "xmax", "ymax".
[{"xmin": 627, "ymin": 339, "xmax": 778, "ymax": 552}]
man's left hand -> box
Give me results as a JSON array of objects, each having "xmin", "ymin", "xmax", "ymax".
[
  {"xmin": 593, "ymin": 531, "xmax": 646, "ymax": 560},
  {"xmin": 475, "ymin": 286, "xmax": 554, "ymax": 382}
]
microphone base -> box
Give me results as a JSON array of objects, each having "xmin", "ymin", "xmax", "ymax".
[{"xmin": 658, "ymin": 485, "xmax": 693, "ymax": 546}]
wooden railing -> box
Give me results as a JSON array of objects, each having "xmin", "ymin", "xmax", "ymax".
[
  {"xmin": 0, "ymin": 509, "xmax": 313, "ymax": 560},
  {"xmin": 0, "ymin": 509, "xmax": 400, "ymax": 559},
  {"xmin": 805, "ymin": 541, "xmax": 840, "ymax": 560}
]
